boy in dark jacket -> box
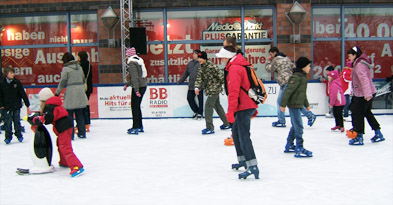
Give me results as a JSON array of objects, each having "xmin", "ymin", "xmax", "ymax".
[
  {"xmin": 0, "ymin": 66, "xmax": 30, "ymax": 144},
  {"xmin": 280, "ymin": 57, "xmax": 313, "ymax": 157},
  {"xmin": 35, "ymin": 87, "xmax": 84, "ymax": 177}
]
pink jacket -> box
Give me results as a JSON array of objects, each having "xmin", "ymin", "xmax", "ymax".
[
  {"xmin": 351, "ymin": 54, "xmax": 376, "ymax": 98},
  {"xmin": 328, "ymin": 70, "xmax": 346, "ymax": 106}
]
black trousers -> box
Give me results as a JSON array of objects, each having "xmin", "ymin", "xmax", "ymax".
[
  {"xmin": 131, "ymin": 87, "xmax": 147, "ymax": 129},
  {"xmin": 333, "ymin": 106, "xmax": 344, "ymax": 127},
  {"xmin": 350, "ymin": 95, "xmax": 380, "ymax": 134},
  {"xmin": 187, "ymin": 89, "xmax": 203, "ymax": 115}
]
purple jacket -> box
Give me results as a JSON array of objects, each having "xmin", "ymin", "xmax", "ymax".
[
  {"xmin": 352, "ymin": 54, "xmax": 376, "ymax": 98},
  {"xmin": 328, "ymin": 70, "xmax": 346, "ymax": 106}
]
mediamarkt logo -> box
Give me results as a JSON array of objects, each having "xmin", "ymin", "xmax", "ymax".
[
  {"xmin": 203, "ymin": 21, "xmax": 268, "ymax": 40},
  {"xmin": 206, "ymin": 21, "xmax": 264, "ymax": 31}
]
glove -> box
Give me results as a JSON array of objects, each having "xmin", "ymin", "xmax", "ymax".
[
  {"xmin": 136, "ymin": 91, "xmax": 142, "ymax": 97},
  {"xmin": 123, "ymin": 84, "xmax": 128, "ymax": 91},
  {"xmin": 226, "ymin": 112, "xmax": 235, "ymax": 124}
]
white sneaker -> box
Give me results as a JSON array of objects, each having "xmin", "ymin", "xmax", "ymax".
[{"xmin": 325, "ymin": 113, "xmax": 333, "ymax": 118}]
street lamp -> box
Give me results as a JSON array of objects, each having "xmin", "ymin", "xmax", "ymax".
[
  {"xmin": 100, "ymin": 6, "xmax": 120, "ymax": 47},
  {"xmin": 285, "ymin": 1, "xmax": 308, "ymax": 44}
]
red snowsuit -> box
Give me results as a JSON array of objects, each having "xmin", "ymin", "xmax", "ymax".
[{"xmin": 41, "ymin": 96, "xmax": 83, "ymax": 171}]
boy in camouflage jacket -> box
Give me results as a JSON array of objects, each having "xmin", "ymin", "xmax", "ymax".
[{"xmin": 195, "ymin": 52, "xmax": 230, "ymax": 134}]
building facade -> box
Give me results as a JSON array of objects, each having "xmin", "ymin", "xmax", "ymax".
[{"xmin": 1, "ymin": 0, "xmax": 392, "ymax": 110}]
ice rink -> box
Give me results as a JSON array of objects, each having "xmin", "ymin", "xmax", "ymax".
[{"xmin": 1, "ymin": 115, "xmax": 392, "ymax": 205}]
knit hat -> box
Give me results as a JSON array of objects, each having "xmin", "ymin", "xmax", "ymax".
[
  {"xmin": 126, "ymin": 47, "xmax": 136, "ymax": 57},
  {"xmin": 193, "ymin": 50, "xmax": 201, "ymax": 54},
  {"xmin": 38, "ymin": 87, "xmax": 54, "ymax": 101},
  {"xmin": 295, "ymin": 57, "xmax": 311, "ymax": 69},
  {"xmin": 345, "ymin": 60, "xmax": 352, "ymax": 68},
  {"xmin": 198, "ymin": 51, "xmax": 208, "ymax": 60},
  {"xmin": 215, "ymin": 47, "xmax": 237, "ymax": 59},
  {"xmin": 328, "ymin": 70, "xmax": 339, "ymax": 80},
  {"xmin": 326, "ymin": 65, "xmax": 334, "ymax": 71}
]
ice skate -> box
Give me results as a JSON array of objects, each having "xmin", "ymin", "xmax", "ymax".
[
  {"xmin": 340, "ymin": 127, "xmax": 345, "ymax": 132},
  {"xmin": 232, "ymin": 161, "xmax": 247, "ymax": 170},
  {"xmin": 284, "ymin": 144, "xmax": 296, "ymax": 153},
  {"xmin": 127, "ymin": 128, "xmax": 139, "ymax": 135},
  {"xmin": 371, "ymin": 129, "xmax": 385, "ymax": 143},
  {"xmin": 349, "ymin": 133, "xmax": 364, "ymax": 145},
  {"xmin": 196, "ymin": 114, "xmax": 202, "ymax": 120},
  {"xmin": 17, "ymin": 136, "xmax": 23, "ymax": 142},
  {"xmin": 238, "ymin": 165, "xmax": 259, "ymax": 179},
  {"xmin": 220, "ymin": 124, "xmax": 231, "ymax": 130},
  {"xmin": 138, "ymin": 126, "xmax": 144, "ymax": 133},
  {"xmin": 272, "ymin": 121, "xmax": 286, "ymax": 127},
  {"xmin": 331, "ymin": 126, "xmax": 340, "ymax": 131},
  {"xmin": 224, "ymin": 136, "xmax": 234, "ymax": 146},
  {"xmin": 308, "ymin": 115, "xmax": 316, "ymax": 127},
  {"xmin": 294, "ymin": 147, "xmax": 313, "ymax": 157},
  {"xmin": 4, "ymin": 138, "xmax": 11, "ymax": 144},
  {"xmin": 201, "ymin": 128, "xmax": 214, "ymax": 135},
  {"xmin": 192, "ymin": 113, "xmax": 198, "ymax": 120},
  {"xmin": 70, "ymin": 166, "xmax": 85, "ymax": 178}
]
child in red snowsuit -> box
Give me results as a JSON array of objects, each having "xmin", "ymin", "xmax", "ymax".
[{"xmin": 37, "ymin": 87, "xmax": 84, "ymax": 177}]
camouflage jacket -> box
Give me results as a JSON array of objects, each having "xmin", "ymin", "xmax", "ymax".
[
  {"xmin": 195, "ymin": 60, "xmax": 224, "ymax": 96},
  {"xmin": 265, "ymin": 53, "xmax": 295, "ymax": 87}
]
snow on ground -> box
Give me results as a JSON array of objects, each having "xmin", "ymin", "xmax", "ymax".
[{"xmin": 0, "ymin": 115, "xmax": 392, "ymax": 205}]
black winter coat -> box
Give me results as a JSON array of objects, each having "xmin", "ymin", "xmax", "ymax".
[
  {"xmin": 0, "ymin": 77, "xmax": 30, "ymax": 110},
  {"xmin": 80, "ymin": 60, "xmax": 93, "ymax": 97}
]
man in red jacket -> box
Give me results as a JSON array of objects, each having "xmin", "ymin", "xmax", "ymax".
[{"xmin": 216, "ymin": 46, "xmax": 259, "ymax": 180}]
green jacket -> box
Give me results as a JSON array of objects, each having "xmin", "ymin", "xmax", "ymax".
[
  {"xmin": 194, "ymin": 60, "xmax": 224, "ymax": 96},
  {"xmin": 280, "ymin": 72, "xmax": 310, "ymax": 109}
]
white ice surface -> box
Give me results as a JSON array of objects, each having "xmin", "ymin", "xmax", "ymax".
[{"xmin": 1, "ymin": 115, "xmax": 392, "ymax": 205}]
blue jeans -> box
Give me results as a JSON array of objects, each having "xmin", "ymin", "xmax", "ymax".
[
  {"xmin": 67, "ymin": 108, "xmax": 85, "ymax": 139},
  {"xmin": 343, "ymin": 95, "xmax": 351, "ymax": 117},
  {"xmin": 286, "ymin": 108, "xmax": 304, "ymax": 148},
  {"xmin": 277, "ymin": 84, "xmax": 314, "ymax": 123},
  {"xmin": 232, "ymin": 109, "xmax": 258, "ymax": 167},
  {"xmin": 4, "ymin": 109, "xmax": 22, "ymax": 139}
]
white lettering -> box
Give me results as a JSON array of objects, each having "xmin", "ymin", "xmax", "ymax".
[{"xmin": 381, "ymin": 43, "xmax": 392, "ymax": 57}]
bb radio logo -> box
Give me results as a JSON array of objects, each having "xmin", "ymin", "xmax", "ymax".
[{"xmin": 149, "ymin": 88, "xmax": 169, "ymax": 108}]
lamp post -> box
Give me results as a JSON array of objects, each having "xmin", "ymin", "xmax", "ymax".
[
  {"xmin": 285, "ymin": 1, "xmax": 307, "ymax": 44},
  {"xmin": 100, "ymin": 6, "xmax": 120, "ymax": 47}
]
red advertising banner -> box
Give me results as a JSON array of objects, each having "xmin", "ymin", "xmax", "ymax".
[
  {"xmin": 313, "ymin": 15, "xmax": 393, "ymax": 79},
  {"xmin": 1, "ymin": 22, "xmax": 99, "ymax": 85}
]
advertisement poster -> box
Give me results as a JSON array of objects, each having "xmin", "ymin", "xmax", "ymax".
[
  {"xmin": 24, "ymin": 87, "xmax": 98, "ymax": 118},
  {"xmin": 1, "ymin": 22, "xmax": 99, "ymax": 86},
  {"xmin": 313, "ymin": 15, "xmax": 393, "ymax": 80}
]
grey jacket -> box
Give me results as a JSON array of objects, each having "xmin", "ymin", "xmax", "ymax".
[
  {"xmin": 55, "ymin": 60, "xmax": 89, "ymax": 110},
  {"xmin": 177, "ymin": 59, "xmax": 200, "ymax": 90},
  {"xmin": 265, "ymin": 53, "xmax": 295, "ymax": 87},
  {"xmin": 126, "ymin": 58, "xmax": 147, "ymax": 92}
]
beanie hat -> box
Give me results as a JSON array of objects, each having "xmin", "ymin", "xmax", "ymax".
[
  {"xmin": 328, "ymin": 70, "xmax": 339, "ymax": 80},
  {"xmin": 38, "ymin": 87, "xmax": 54, "ymax": 101},
  {"xmin": 345, "ymin": 60, "xmax": 352, "ymax": 68},
  {"xmin": 126, "ymin": 47, "xmax": 136, "ymax": 57},
  {"xmin": 215, "ymin": 47, "xmax": 237, "ymax": 59},
  {"xmin": 198, "ymin": 51, "xmax": 208, "ymax": 60},
  {"xmin": 194, "ymin": 50, "xmax": 201, "ymax": 54},
  {"xmin": 295, "ymin": 57, "xmax": 311, "ymax": 69},
  {"xmin": 326, "ymin": 65, "xmax": 334, "ymax": 71}
]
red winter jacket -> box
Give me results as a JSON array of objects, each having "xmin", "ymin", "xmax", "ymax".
[
  {"xmin": 226, "ymin": 54, "xmax": 258, "ymax": 115},
  {"xmin": 340, "ymin": 67, "xmax": 352, "ymax": 95},
  {"xmin": 328, "ymin": 70, "xmax": 346, "ymax": 107},
  {"xmin": 42, "ymin": 96, "xmax": 73, "ymax": 135}
]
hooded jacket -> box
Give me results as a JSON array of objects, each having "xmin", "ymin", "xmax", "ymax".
[
  {"xmin": 226, "ymin": 54, "xmax": 258, "ymax": 114},
  {"xmin": 328, "ymin": 70, "xmax": 346, "ymax": 106},
  {"xmin": 55, "ymin": 60, "xmax": 89, "ymax": 110},
  {"xmin": 265, "ymin": 52, "xmax": 295, "ymax": 86},
  {"xmin": 42, "ymin": 96, "xmax": 73, "ymax": 135},
  {"xmin": 280, "ymin": 67, "xmax": 309, "ymax": 109},
  {"xmin": 126, "ymin": 56, "xmax": 148, "ymax": 92},
  {"xmin": 0, "ymin": 77, "xmax": 30, "ymax": 110},
  {"xmin": 351, "ymin": 54, "xmax": 376, "ymax": 98}
]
